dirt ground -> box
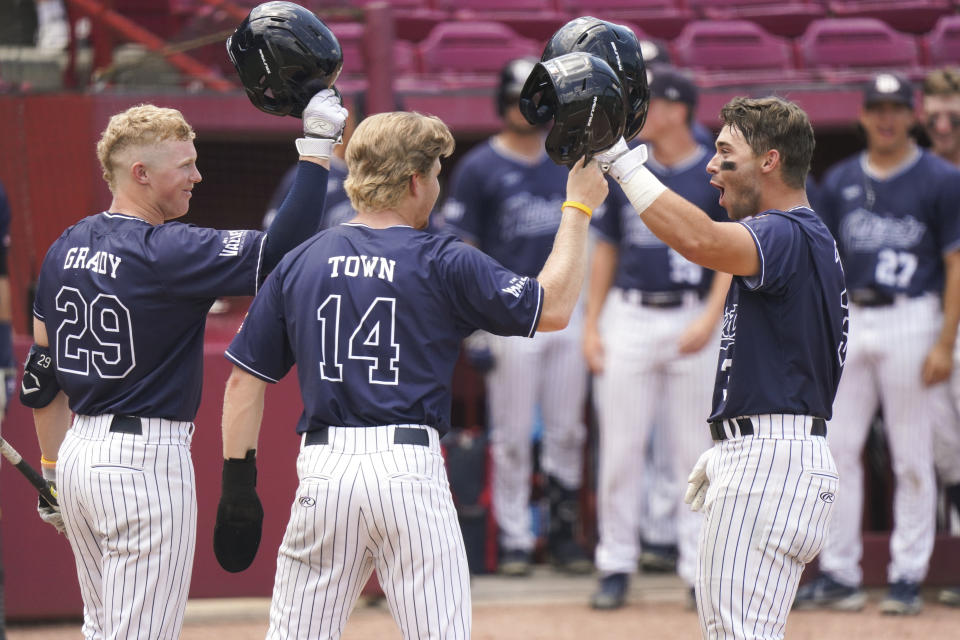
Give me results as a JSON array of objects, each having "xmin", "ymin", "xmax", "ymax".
[{"xmin": 10, "ymin": 571, "xmax": 960, "ymax": 639}]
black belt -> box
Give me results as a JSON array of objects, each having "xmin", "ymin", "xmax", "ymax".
[
  {"xmin": 709, "ymin": 416, "xmax": 826, "ymax": 441},
  {"xmin": 849, "ymin": 288, "xmax": 894, "ymax": 307},
  {"xmin": 304, "ymin": 426, "xmax": 430, "ymax": 447},
  {"xmin": 110, "ymin": 415, "xmax": 142, "ymax": 435},
  {"xmin": 624, "ymin": 289, "xmax": 703, "ymax": 309}
]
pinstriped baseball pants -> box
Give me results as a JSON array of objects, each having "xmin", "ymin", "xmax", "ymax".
[
  {"xmin": 57, "ymin": 414, "xmax": 197, "ymax": 640},
  {"xmin": 267, "ymin": 425, "xmax": 470, "ymax": 640},
  {"xmin": 697, "ymin": 416, "xmax": 837, "ymax": 640}
]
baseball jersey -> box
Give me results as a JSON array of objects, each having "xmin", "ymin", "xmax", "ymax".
[
  {"xmin": 709, "ymin": 207, "xmax": 848, "ymax": 421},
  {"xmin": 0, "ymin": 180, "xmax": 10, "ymax": 275},
  {"xmin": 441, "ymin": 139, "xmax": 569, "ymax": 276},
  {"xmin": 264, "ymin": 158, "xmax": 354, "ymax": 230},
  {"xmin": 593, "ymin": 145, "xmax": 727, "ymax": 293},
  {"xmin": 33, "ymin": 213, "xmax": 267, "ymax": 420},
  {"xmin": 226, "ymin": 223, "xmax": 543, "ymax": 436},
  {"xmin": 818, "ymin": 149, "xmax": 960, "ymax": 296}
]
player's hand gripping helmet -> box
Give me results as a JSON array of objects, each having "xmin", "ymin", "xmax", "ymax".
[
  {"xmin": 227, "ymin": 1, "xmax": 343, "ymax": 118},
  {"xmin": 519, "ymin": 51, "xmax": 627, "ymax": 167},
  {"xmin": 542, "ymin": 16, "xmax": 650, "ymax": 141}
]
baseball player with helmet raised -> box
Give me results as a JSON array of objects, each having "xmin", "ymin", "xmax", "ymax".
[
  {"xmin": 795, "ymin": 72, "xmax": 960, "ymax": 615},
  {"xmin": 593, "ymin": 94, "xmax": 847, "ymax": 638},
  {"xmin": 212, "ymin": 51, "xmax": 624, "ymax": 639},
  {"xmin": 440, "ymin": 56, "xmax": 594, "ymax": 575},
  {"xmin": 22, "ymin": 4, "xmax": 347, "ymax": 637},
  {"xmin": 583, "ymin": 66, "xmax": 731, "ymax": 610}
]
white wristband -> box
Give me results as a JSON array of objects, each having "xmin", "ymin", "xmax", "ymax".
[
  {"xmin": 607, "ymin": 144, "xmax": 649, "ymax": 183},
  {"xmin": 295, "ymin": 137, "xmax": 334, "ymax": 160},
  {"xmin": 620, "ymin": 165, "xmax": 668, "ymax": 215}
]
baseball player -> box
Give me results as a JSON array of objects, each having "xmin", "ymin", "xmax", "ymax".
[
  {"xmin": 795, "ymin": 72, "xmax": 960, "ymax": 615},
  {"xmin": 441, "ymin": 58, "xmax": 592, "ymax": 575},
  {"xmin": 0, "ymin": 179, "xmax": 12, "ymax": 640},
  {"xmin": 922, "ymin": 66, "xmax": 960, "ymax": 608},
  {"xmin": 584, "ymin": 68, "xmax": 730, "ymax": 610},
  {"xmin": 596, "ymin": 95, "xmax": 847, "ymax": 639},
  {"xmin": 214, "ymin": 111, "xmax": 609, "ymax": 639},
  {"xmin": 23, "ymin": 87, "xmax": 346, "ymax": 638}
]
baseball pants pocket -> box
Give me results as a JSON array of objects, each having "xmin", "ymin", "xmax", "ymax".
[
  {"xmin": 89, "ymin": 464, "xmax": 144, "ymax": 474},
  {"xmin": 754, "ymin": 469, "xmax": 838, "ymax": 565}
]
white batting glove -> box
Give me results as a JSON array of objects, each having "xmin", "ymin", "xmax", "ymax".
[
  {"xmin": 296, "ymin": 88, "xmax": 349, "ymax": 160},
  {"xmin": 594, "ymin": 137, "xmax": 631, "ymax": 172},
  {"xmin": 684, "ymin": 447, "xmax": 715, "ymax": 512},
  {"xmin": 37, "ymin": 460, "xmax": 65, "ymax": 534}
]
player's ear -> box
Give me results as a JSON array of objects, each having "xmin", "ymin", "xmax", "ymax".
[
  {"xmin": 760, "ymin": 149, "xmax": 780, "ymax": 176},
  {"xmin": 131, "ymin": 161, "xmax": 150, "ymax": 185}
]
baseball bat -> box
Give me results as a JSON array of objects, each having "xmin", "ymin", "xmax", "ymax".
[{"xmin": 0, "ymin": 436, "xmax": 58, "ymax": 507}]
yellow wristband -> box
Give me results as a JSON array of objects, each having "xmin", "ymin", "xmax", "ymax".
[
  {"xmin": 562, "ymin": 200, "xmax": 592, "ymax": 218},
  {"xmin": 40, "ymin": 456, "xmax": 56, "ymax": 466}
]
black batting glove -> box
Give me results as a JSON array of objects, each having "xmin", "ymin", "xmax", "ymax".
[{"xmin": 213, "ymin": 450, "xmax": 264, "ymax": 573}]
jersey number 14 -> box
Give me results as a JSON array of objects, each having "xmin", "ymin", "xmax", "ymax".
[{"xmin": 317, "ymin": 295, "xmax": 400, "ymax": 385}]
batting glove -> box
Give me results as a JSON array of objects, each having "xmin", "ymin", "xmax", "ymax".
[
  {"xmin": 213, "ymin": 450, "xmax": 264, "ymax": 573},
  {"xmin": 594, "ymin": 139, "xmax": 666, "ymax": 215},
  {"xmin": 296, "ymin": 88, "xmax": 349, "ymax": 160},
  {"xmin": 684, "ymin": 447, "xmax": 715, "ymax": 513},
  {"xmin": 37, "ymin": 459, "xmax": 65, "ymax": 534}
]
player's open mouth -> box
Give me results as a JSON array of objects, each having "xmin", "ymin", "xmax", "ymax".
[{"xmin": 711, "ymin": 181, "xmax": 724, "ymax": 206}]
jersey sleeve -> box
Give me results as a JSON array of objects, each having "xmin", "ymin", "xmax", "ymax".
[
  {"xmin": 149, "ymin": 223, "xmax": 267, "ymax": 298},
  {"xmin": 224, "ymin": 266, "xmax": 294, "ymax": 383},
  {"xmin": 439, "ymin": 240, "xmax": 542, "ymax": 338},
  {"xmin": 933, "ymin": 166, "xmax": 960, "ymax": 255},
  {"xmin": 441, "ymin": 156, "xmax": 485, "ymax": 244},
  {"xmin": 737, "ymin": 214, "xmax": 802, "ymax": 295}
]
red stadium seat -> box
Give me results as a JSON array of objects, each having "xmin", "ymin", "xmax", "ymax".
[
  {"xmin": 331, "ymin": 22, "xmax": 418, "ymax": 78},
  {"xmin": 670, "ymin": 20, "xmax": 804, "ymax": 86},
  {"xmin": 924, "ymin": 15, "xmax": 960, "ymax": 67},
  {"xmin": 686, "ymin": 0, "xmax": 827, "ymax": 38},
  {"xmin": 342, "ymin": 0, "xmax": 448, "ymax": 41},
  {"xmin": 434, "ymin": 0, "xmax": 569, "ymax": 41},
  {"xmin": 797, "ymin": 18, "xmax": 922, "ymax": 82},
  {"xmin": 828, "ymin": 0, "xmax": 952, "ymax": 35},
  {"xmin": 559, "ymin": 0, "xmax": 695, "ymax": 40},
  {"xmin": 418, "ymin": 21, "xmax": 540, "ymax": 75}
]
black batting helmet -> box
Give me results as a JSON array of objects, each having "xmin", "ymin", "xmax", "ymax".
[
  {"xmin": 227, "ymin": 1, "xmax": 343, "ymax": 118},
  {"xmin": 496, "ymin": 57, "xmax": 538, "ymax": 117},
  {"xmin": 519, "ymin": 52, "xmax": 626, "ymax": 167},
  {"xmin": 542, "ymin": 16, "xmax": 649, "ymax": 141}
]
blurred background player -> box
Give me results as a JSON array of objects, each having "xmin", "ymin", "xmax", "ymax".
[
  {"xmin": 216, "ymin": 111, "xmax": 609, "ymax": 639},
  {"xmin": 583, "ymin": 67, "xmax": 729, "ymax": 610},
  {"xmin": 0, "ymin": 179, "xmax": 12, "ymax": 640},
  {"xmin": 442, "ymin": 57, "xmax": 592, "ymax": 576},
  {"xmin": 922, "ymin": 66, "xmax": 960, "ymax": 607},
  {"xmin": 796, "ymin": 72, "xmax": 960, "ymax": 615}
]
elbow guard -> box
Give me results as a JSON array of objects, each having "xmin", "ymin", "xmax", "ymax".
[{"xmin": 20, "ymin": 344, "xmax": 60, "ymax": 409}]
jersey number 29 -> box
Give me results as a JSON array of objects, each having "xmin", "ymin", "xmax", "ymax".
[
  {"xmin": 55, "ymin": 287, "xmax": 135, "ymax": 378},
  {"xmin": 317, "ymin": 295, "xmax": 400, "ymax": 385}
]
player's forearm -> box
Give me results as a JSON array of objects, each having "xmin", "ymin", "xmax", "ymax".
[
  {"xmin": 584, "ymin": 242, "xmax": 617, "ymax": 331},
  {"xmin": 34, "ymin": 391, "xmax": 71, "ymax": 461},
  {"xmin": 537, "ymin": 209, "xmax": 591, "ymax": 331},
  {"xmin": 938, "ymin": 251, "xmax": 960, "ymax": 348},
  {"xmin": 222, "ymin": 367, "xmax": 267, "ymax": 459}
]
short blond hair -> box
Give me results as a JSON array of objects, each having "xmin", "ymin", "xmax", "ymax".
[
  {"xmin": 923, "ymin": 67, "xmax": 960, "ymax": 97},
  {"xmin": 344, "ymin": 112, "xmax": 454, "ymax": 212},
  {"xmin": 97, "ymin": 104, "xmax": 195, "ymax": 191}
]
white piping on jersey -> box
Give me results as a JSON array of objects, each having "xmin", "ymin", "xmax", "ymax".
[
  {"xmin": 739, "ymin": 222, "xmax": 765, "ymax": 290},
  {"xmin": 224, "ymin": 350, "xmax": 280, "ymax": 383},
  {"xmin": 527, "ymin": 282, "xmax": 543, "ymax": 338},
  {"xmin": 645, "ymin": 144, "xmax": 710, "ymax": 175},
  {"xmin": 341, "ymin": 222, "xmax": 415, "ymax": 230},
  {"xmin": 101, "ymin": 211, "xmax": 151, "ymax": 224},
  {"xmin": 859, "ymin": 145, "xmax": 922, "ymax": 182},
  {"xmin": 253, "ymin": 234, "xmax": 267, "ymax": 295},
  {"xmin": 489, "ymin": 136, "xmax": 549, "ymax": 167}
]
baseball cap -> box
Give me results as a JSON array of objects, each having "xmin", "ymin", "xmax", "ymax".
[
  {"xmin": 648, "ymin": 67, "xmax": 697, "ymax": 109},
  {"xmin": 863, "ymin": 72, "xmax": 914, "ymax": 108}
]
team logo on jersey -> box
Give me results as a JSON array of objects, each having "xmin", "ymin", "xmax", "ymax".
[
  {"xmin": 219, "ymin": 230, "xmax": 249, "ymax": 257},
  {"xmin": 719, "ymin": 303, "xmax": 738, "ymax": 351},
  {"xmin": 500, "ymin": 194, "xmax": 564, "ymax": 238},
  {"xmin": 840, "ymin": 209, "xmax": 926, "ymax": 251},
  {"xmin": 298, "ymin": 496, "xmax": 316, "ymax": 507},
  {"xmin": 819, "ymin": 491, "xmax": 835, "ymax": 503},
  {"xmin": 502, "ymin": 276, "xmax": 528, "ymax": 298}
]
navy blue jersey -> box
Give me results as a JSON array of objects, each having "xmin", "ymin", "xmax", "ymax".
[
  {"xmin": 442, "ymin": 139, "xmax": 568, "ymax": 276},
  {"xmin": 226, "ymin": 223, "xmax": 543, "ymax": 436},
  {"xmin": 0, "ymin": 180, "xmax": 10, "ymax": 270},
  {"xmin": 33, "ymin": 213, "xmax": 267, "ymax": 420},
  {"xmin": 819, "ymin": 150, "xmax": 960, "ymax": 296},
  {"xmin": 264, "ymin": 159, "xmax": 354, "ymax": 230},
  {"xmin": 594, "ymin": 145, "xmax": 727, "ymax": 293},
  {"xmin": 710, "ymin": 207, "xmax": 848, "ymax": 421}
]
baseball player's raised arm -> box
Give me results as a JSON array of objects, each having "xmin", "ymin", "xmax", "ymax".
[
  {"xmin": 536, "ymin": 159, "xmax": 609, "ymax": 331},
  {"xmin": 29, "ymin": 317, "xmax": 70, "ymax": 462},
  {"xmin": 222, "ymin": 366, "xmax": 267, "ymax": 458}
]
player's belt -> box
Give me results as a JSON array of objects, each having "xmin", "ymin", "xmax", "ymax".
[
  {"xmin": 849, "ymin": 288, "xmax": 895, "ymax": 307},
  {"xmin": 621, "ymin": 289, "xmax": 703, "ymax": 308},
  {"xmin": 109, "ymin": 415, "xmax": 142, "ymax": 435},
  {"xmin": 709, "ymin": 416, "xmax": 826, "ymax": 441},
  {"xmin": 304, "ymin": 426, "xmax": 429, "ymax": 447}
]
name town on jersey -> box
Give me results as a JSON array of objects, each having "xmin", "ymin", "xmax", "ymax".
[
  {"xmin": 63, "ymin": 246, "xmax": 121, "ymax": 278},
  {"xmin": 328, "ymin": 255, "xmax": 396, "ymax": 283}
]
